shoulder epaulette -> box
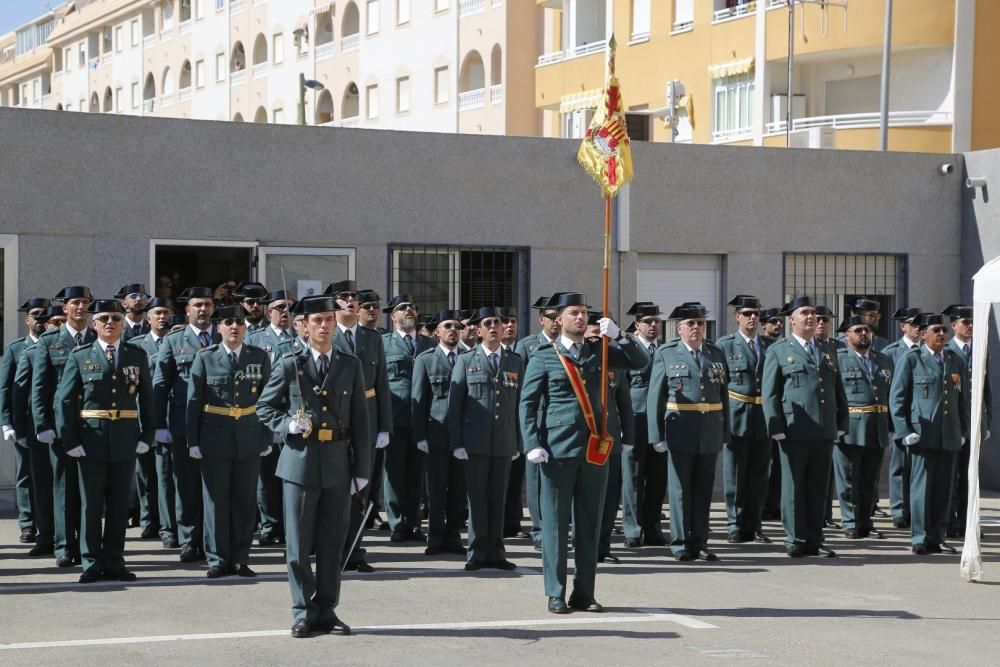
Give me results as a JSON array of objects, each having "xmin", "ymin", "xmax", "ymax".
[
  {"xmin": 415, "ymin": 347, "xmax": 436, "ymax": 358},
  {"xmin": 703, "ymin": 340, "xmax": 722, "ymax": 352},
  {"xmin": 715, "ymin": 333, "xmax": 735, "ymax": 344},
  {"xmin": 72, "ymin": 344, "xmax": 89, "ymax": 352},
  {"xmin": 165, "ymin": 328, "xmax": 186, "ymax": 338},
  {"xmin": 198, "ymin": 344, "xmax": 219, "ymax": 354},
  {"xmin": 39, "ymin": 329, "xmax": 60, "ymax": 339}
]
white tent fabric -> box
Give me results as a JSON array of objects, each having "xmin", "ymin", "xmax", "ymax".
[{"xmin": 960, "ymin": 256, "xmax": 1000, "ymax": 582}]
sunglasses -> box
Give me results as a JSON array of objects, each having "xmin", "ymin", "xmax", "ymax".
[
  {"xmin": 336, "ymin": 292, "xmax": 359, "ymax": 301},
  {"xmin": 360, "ymin": 303, "xmax": 379, "ymax": 310},
  {"xmin": 816, "ymin": 316, "xmax": 830, "ymax": 323},
  {"xmin": 957, "ymin": 318, "xmax": 973, "ymax": 326},
  {"xmin": 680, "ymin": 320, "xmax": 705, "ymax": 328},
  {"xmin": 393, "ymin": 304, "xmax": 416, "ymax": 312},
  {"xmin": 28, "ymin": 309, "xmax": 46, "ymax": 318},
  {"xmin": 269, "ymin": 303, "xmax": 289, "ymax": 311},
  {"xmin": 738, "ymin": 310, "xmax": 760, "ymax": 318},
  {"xmin": 928, "ymin": 326, "xmax": 948, "ymax": 334},
  {"xmin": 440, "ymin": 322, "xmax": 464, "ymax": 330},
  {"xmin": 541, "ymin": 312, "xmax": 559, "ymax": 321},
  {"xmin": 94, "ymin": 314, "xmax": 124, "ymax": 323},
  {"xmin": 501, "ymin": 317, "xmax": 515, "ymax": 325},
  {"xmin": 638, "ymin": 317, "xmax": 660, "ymax": 325},
  {"xmin": 766, "ymin": 318, "xmax": 781, "ymax": 325},
  {"xmin": 243, "ymin": 299, "xmax": 262, "ymax": 306},
  {"xmin": 127, "ymin": 292, "xmax": 149, "ymax": 300},
  {"xmin": 480, "ymin": 318, "xmax": 502, "ymax": 328},
  {"xmin": 849, "ymin": 326, "xmax": 871, "ymax": 334},
  {"xmin": 221, "ymin": 317, "xmax": 246, "ymax": 327}
]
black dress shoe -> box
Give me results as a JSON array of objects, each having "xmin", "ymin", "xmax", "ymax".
[
  {"xmin": 346, "ymin": 560, "xmax": 375, "ymax": 573},
  {"xmin": 424, "ymin": 544, "xmax": 442, "ymax": 556},
  {"xmin": 787, "ymin": 547, "xmax": 806, "ymax": 558},
  {"xmin": 643, "ymin": 533, "xmax": 667, "ymax": 547},
  {"xmin": 912, "ymin": 543, "xmax": 929, "ymax": 555},
  {"xmin": 844, "ymin": 530, "xmax": 859, "ymax": 539},
  {"xmin": 871, "ymin": 505, "xmax": 889, "ymax": 518},
  {"xmin": 727, "ymin": 531, "xmax": 743, "ymax": 544},
  {"xmin": 753, "ymin": 531, "xmax": 772, "ymax": 544},
  {"xmin": 937, "ymin": 542, "xmax": 957, "ymax": 554},
  {"xmin": 206, "ymin": 566, "xmax": 228, "ymax": 578},
  {"xmin": 623, "ymin": 537, "xmax": 642, "ymax": 548},
  {"xmin": 945, "ymin": 529, "xmax": 961, "ymax": 539},
  {"xmin": 568, "ymin": 595, "xmax": 604, "ymax": 612},
  {"xmin": 892, "ymin": 519, "xmax": 910, "ymax": 529},
  {"xmin": 547, "ymin": 597, "xmax": 569, "ymax": 614},
  {"xmin": 390, "ymin": 530, "xmax": 408, "ymax": 543},
  {"xmin": 234, "ymin": 564, "xmax": 256, "ymax": 577},
  {"xmin": 409, "ymin": 529, "xmax": 427, "ymax": 543},
  {"xmin": 823, "ymin": 519, "xmax": 841, "ymax": 529},
  {"xmin": 464, "ymin": 560, "xmax": 483, "ymax": 571},
  {"xmin": 291, "ymin": 619, "xmax": 312, "ymax": 638},
  {"xmin": 598, "ymin": 554, "xmax": 620, "ymax": 564},
  {"xmin": 314, "ymin": 613, "xmax": 352, "ymax": 635},
  {"xmin": 140, "ymin": 525, "xmax": 157, "ymax": 539},
  {"xmin": 28, "ymin": 545, "xmax": 54, "ymax": 557},
  {"xmin": 161, "ymin": 534, "xmax": 179, "ymax": 548},
  {"xmin": 179, "ymin": 546, "xmax": 201, "ymax": 563},
  {"xmin": 78, "ymin": 569, "xmax": 101, "ymax": 583},
  {"xmin": 812, "ymin": 545, "xmax": 837, "ymax": 558},
  {"xmin": 445, "ymin": 543, "xmax": 466, "ymax": 556},
  {"xmin": 491, "ymin": 559, "xmax": 517, "ymax": 571},
  {"xmin": 696, "ymin": 549, "xmax": 719, "ymax": 562},
  {"xmin": 115, "ymin": 568, "xmax": 137, "ymax": 582},
  {"xmin": 56, "ymin": 555, "xmax": 76, "ymax": 568},
  {"xmin": 674, "ymin": 551, "xmax": 695, "ymax": 562},
  {"xmin": 867, "ymin": 528, "xmax": 886, "ymax": 540},
  {"xmin": 258, "ymin": 534, "xmax": 279, "ymax": 546},
  {"xmin": 19, "ymin": 528, "xmax": 37, "ymax": 544}
]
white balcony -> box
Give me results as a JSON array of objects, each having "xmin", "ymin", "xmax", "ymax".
[
  {"xmin": 458, "ymin": 87, "xmax": 485, "ymax": 111},
  {"xmin": 161, "ymin": 93, "xmax": 174, "ymax": 108},
  {"xmin": 566, "ymin": 40, "xmax": 605, "ymax": 59},
  {"xmin": 767, "ymin": 0, "xmax": 788, "ymax": 8},
  {"xmin": 53, "ymin": 71, "xmax": 63, "ymax": 83},
  {"xmin": 671, "ymin": 20, "xmax": 694, "ymax": 33},
  {"xmin": 340, "ymin": 116, "xmax": 360, "ymax": 128},
  {"xmin": 342, "ymin": 33, "xmax": 359, "ymax": 52},
  {"xmin": 253, "ymin": 0, "xmax": 266, "ymax": 5},
  {"xmin": 231, "ymin": 0, "xmax": 245, "ymax": 14},
  {"xmin": 252, "ymin": 62, "xmax": 269, "ymax": 79},
  {"xmin": 459, "ymin": 0, "xmax": 485, "ymax": 16},
  {"xmin": 489, "ymin": 84, "xmax": 502, "ymax": 105},
  {"xmin": 536, "ymin": 50, "xmax": 564, "ymax": 66},
  {"xmin": 230, "ymin": 69, "xmax": 246, "ymax": 86},
  {"xmin": 98, "ymin": 53, "xmax": 111, "ymax": 68},
  {"xmin": 160, "ymin": 27, "xmax": 174, "ymax": 42},
  {"xmin": 315, "ymin": 41, "xmax": 335, "ymax": 61},
  {"xmin": 142, "ymin": 98, "xmax": 155, "ymax": 113},
  {"xmin": 713, "ymin": 1, "xmax": 756, "ymax": 24},
  {"xmin": 143, "ymin": 33, "xmax": 155, "ymax": 48},
  {"xmin": 41, "ymin": 94, "xmax": 51, "ymax": 107},
  {"xmin": 178, "ymin": 86, "xmax": 191, "ymax": 102},
  {"xmin": 179, "ymin": 20, "xmax": 192, "ymax": 35},
  {"xmin": 491, "ymin": 0, "xmax": 502, "ymax": 6},
  {"xmin": 765, "ymin": 109, "xmax": 953, "ymax": 135}
]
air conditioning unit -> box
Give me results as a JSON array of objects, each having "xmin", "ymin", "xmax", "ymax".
[
  {"xmin": 771, "ymin": 93, "xmax": 806, "ymax": 124},
  {"xmin": 788, "ymin": 126, "xmax": 836, "ymax": 149}
]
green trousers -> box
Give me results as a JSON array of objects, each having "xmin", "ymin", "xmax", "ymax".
[
  {"xmin": 13, "ymin": 439, "xmax": 33, "ymax": 530},
  {"xmin": 383, "ymin": 427, "xmax": 425, "ymax": 535},
  {"xmin": 257, "ymin": 445, "xmax": 283, "ymax": 539},
  {"xmin": 202, "ymin": 454, "xmax": 260, "ymax": 569},
  {"xmin": 723, "ymin": 435, "xmax": 771, "ymax": 535},
  {"xmin": 29, "ymin": 439, "xmax": 54, "ymax": 549},
  {"xmin": 667, "ymin": 449, "xmax": 718, "ymax": 555},
  {"xmin": 427, "ymin": 446, "xmax": 467, "ymax": 550},
  {"xmin": 465, "ymin": 454, "xmax": 508, "ymax": 563},
  {"xmin": 833, "ymin": 442, "xmax": 884, "ymax": 534},
  {"xmin": 171, "ymin": 437, "xmax": 202, "ymax": 549},
  {"xmin": 51, "ymin": 442, "xmax": 81, "ymax": 560},
  {"xmin": 779, "ymin": 439, "xmax": 834, "ymax": 551},
  {"xmin": 909, "ymin": 447, "xmax": 956, "ymax": 546},
  {"xmin": 78, "ymin": 458, "xmax": 134, "ymax": 575}
]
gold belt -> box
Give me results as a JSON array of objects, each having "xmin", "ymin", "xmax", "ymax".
[
  {"xmin": 203, "ymin": 405, "xmax": 257, "ymax": 419},
  {"xmin": 80, "ymin": 409, "xmax": 138, "ymax": 421},
  {"xmin": 365, "ymin": 388, "xmax": 376, "ymax": 399},
  {"xmin": 848, "ymin": 405, "xmax": 889, "ymax": 414},
  {"xmin": 728, "ymin": 390, "xmax": 763, "ymax": 405},
  {"xmin": 666, "ymin": 402, "xmax": 723, "ymax": 414},
  {"xmin": 316, "ymin": 428, "xmax": 350, "ymax": 442}
]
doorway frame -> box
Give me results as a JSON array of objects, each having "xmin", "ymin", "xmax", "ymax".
[{"xmin": 148, "ymin": 238, "xmax": 260, "ymax": 291}]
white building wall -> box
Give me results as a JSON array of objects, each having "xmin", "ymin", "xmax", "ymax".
[
  {"xmin": 264, "ymin": 0, "xmax": 315, "ymax": 125},
  {"xmin": 190, "ymin": 0, "xmax": 231, "ymax": 120},
  {"xmin": 61, "ymin": 38, "xmax": 92, "ymax": 111},
  {"xmin": 109, "ymin": 14, "xmax": 145, "ymax": 116}
]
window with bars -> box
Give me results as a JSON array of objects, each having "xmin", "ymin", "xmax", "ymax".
[
  {"xmin": 783, "ymin": 253, "xmax": 908, "ymax": 339},
  {"xmin": 388, "ymin": 245, "xmax": 529, "ymax": 324}
]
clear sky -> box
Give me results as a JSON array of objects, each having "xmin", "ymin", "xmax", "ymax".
[{"xmin": 0, "ymin": 1, "xmax": 56, "ymax": 36}]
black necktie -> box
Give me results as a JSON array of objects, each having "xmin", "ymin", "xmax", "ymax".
[
  {"xmin": 198, "ymin": 331, "xmax": 210, "ymax": 348},
  {"xmin": 155, "ymin": 337, "xmax": 162, "ymax": 347},
  {"xmin": 133, "ymin": 324, "xmax": 142, "ymax": 336},
  {"xmin": 75, "ymin": 332, "xmax": 84, "ymax": 346},
  {"xmin": 963, "ymin": 343, "xmax": 970, "ymax": 359},
  {"xmin": 806, "ymin": 341, "xmax": 817, "ymax": 363},
  {"xmin": 447, "ymin": 351, "xmax": 456, "ymax": 367},
  {"xmin": 748, "ymin": 338, "xmax": 758, "ymax": 367},
  {"xmin": 230, "ymin": 351, "xmax": 239, "ymax": 368},
  {"xmin": 404, "ymin": 335, "xmax": 414, "ymax": 356},
  {"xmin": 489, "ymin": 352, "xmax": 499, "ymax": 374},
  {"xmin": 106, "ymin": 344, "xmax": 116, "ymax": 367},
  {"xmin": 345, "ymin": 328, "xmax": 355, "ymax": 353},
  {"xmin": 318, "ymin": 353, "xmax": 329, "ymax": 379},
  {"xmin": 694, "ymin": 348, "xmax": 703, "ymax": 370}
]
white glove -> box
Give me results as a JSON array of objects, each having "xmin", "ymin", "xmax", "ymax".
[
  {"xmin": 986, "ymin": 430, "xmax": 991, "ymax": 441},
  {"xmin": 155, "ymin": 428, "xmax": 173, "ymax": 444},
  {"xmin": 453, "ymin": 447, "xmax": 469, "ymax": 460},
  {"xmin": 598, "ymin": 317, "xmax": 620, "ymax": 340},
  {"xmin": 66, "ymin": 446, "xmax": 85, "ymax": 458},
  {"xmin": 36, "ymin": 430, "xmax": 56, "ymax": 445},
  {"xmin": 416, "ymin": 439, "xmax": 429, "ymax": 453},
  {"xmin": 16, "ymin": 438, "xmax": 26, "ymax": 447},
  {"xmin": 351, "ymin": 477, "xmax": 369, "ymax": 495},
  {"xmin": 652, "ymin": 441, "xmax": 668, "ymax": 453},
  {"xmin": 903, "ymin": 433, "xmax": 920, "ymax": 446},
  {"xmin": 136, "ymin": 442, "xmax": 150, "ymax": 455},
  {"xmin": 2, "ymin": 425, "xmax": 15, "ymax": 442},
  {"xmin": 375, "ymin": 432, "xmax": 390, "ymax": 449},
  {"xmin": 288, "ymin": 417, "xmax": 310, "ymax": 435},
  {"xmin": 772, "ymin": 433, "xmax": 786, "ymax": 441},
  {"xmin": 260, "ymin": 446, "xmax": 272, "ymax": 457},
  {"xmin": 526, "ymin": 447, "xmax": 549, "ymax": 464},
  {"xmin": 511, "ymin": 452, "xmax": 520, "ymax": 461},
  {"xmin": 189, "ymin": 446, "xmax": 203, "ymax": 459},
  {"xmin": 622, "ymin": 444, "xmax": 634, "ymax": 454},
  {"xmin": 272, "ymin": 432, "xmax": 283, "ymax": 444},
  {"xmin": 837, "ymin": 430, "xmax": 846, "ymax": 438}
]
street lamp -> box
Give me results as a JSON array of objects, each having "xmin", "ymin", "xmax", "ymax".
[{"xmin": 298, "ymin": 73, "xmax": 325, "ymax": 126}]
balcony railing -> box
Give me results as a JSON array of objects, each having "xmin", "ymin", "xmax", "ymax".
[
  {"xmin": 537, "ymin": 50, "xmax": 563, "ymax": 66},
  {"xmin": 252, "ymin": 62, "xmax": 269, "ymax": 79},
  {"xmin": 491, "ymin": 0, "xmax": 502, "ymax": 6},
  {"xmin": 340, "ymin": 116, "xmax": 360, "ymax": 128},
  {"xmin": 765, "ymin": 109, "xmax": 954, "ymax": 135},
  {"xmin": 143, "ymin": 33, "xmax": 155, "ymax": 48},
  {"xmin": 98, "ymin": 53, "xmax": 111, "ymax": 68},
  {"xmin": 231, "ymin": 0, "xmax": 245, "ymax": 15},
  {"xmin": 459, "ymin": 0, "xmax": 485, "ymax": 16},
  {"xmin": 458, "ymin": 87, "xmax": 485, "ymax": 111},
  {"xmin": 160, "ymin": 27, "xmax": 174, "ymax": 41},
  {"xmin": 142, "ymin": 98, "xmax": 155, "ymax": 113},
  {"xmin": 767, "ymin": 0, "xmax": 788, "ymax": 8},
  {"xmin": 490, "ymin": 84, "xmax": 502, "ymax": 105},
  {"xmin": 342, "ymin": 33, "xmax": 359, "ymax": 52},
  {"xmin": 713, "ymin": 1, "xmax": 756, "ymax": 23},
  {"xmin": 671, "ymin": 20, "xmax": 694, "ymax": 33},
  {"xmin": 41, "ymin": 94, "xmax": 51, "ymax": 107},
  {"xmin": 230, "ymin": 69, "xmax": 246, "ymax": 85},
  {"xmin": 179, "ymin": 20, "xmax": 192, "ymax": 35},
  {"xmin": 178, "ymin": 86, "xmax": 191, "ymax": 102},
  {"xmin": 537, "ymin": 40, "xmax": 605, "ymax": 67},
  {"xmin": 316, "ymin": 41, "xmax": 335, "ymax": 61},
  {"xmin": 161, "ymin": 93, "xmax": 174, "ymax": 108}
]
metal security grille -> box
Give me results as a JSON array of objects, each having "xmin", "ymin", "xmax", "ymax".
[
  {"xmin": 388, "ymin": 245, "xmax": 530, "ymax": 323},
  {"xmin": 783, "ymin": 253, "xmax": 908, "ymax": 338}
]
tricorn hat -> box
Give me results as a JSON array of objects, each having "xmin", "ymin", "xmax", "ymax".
[
  {"xmin": 357, "ymin": 289, "xmax": 381, "ymax": 304},
  {"xmin": 18, "ymin": 297, "xmax": 51, "ymax": 312},
  {"xmin": 291, "ymin": 295, "xmax": 341, "ymax": 315},
  {"xmin": 548, "ymin": 293, "xmax": 589, "ymax": 311},
  {"xmin": 142, "ymin": 297, "xmax": 175, "ymax": 312},
  {"xmin": 892, "ymin": 307, "xmax": 921, "ymax": 322},
  {"xmin": 531, "ymin": 296, "xmax": 550, "ymax": 310},
  {"xmin": 667, "ymin": 302, "xmax": 708, "ymax": 320},
  {"xmin": 468, "ymin": 306, "xmax": 504, "ymax": 324},
  {"xmin": 55, "ymin": 286, "xmax": 93, "ymax": 301},
  {"xmin": 87, "ymin": 299, "xmax": 126, "ymax": 314},
  {"xmin": 234, "ymin": 282, "xmax": 269, "ymax": 299},
  {"xmin": 781, "ymin": 296, "xmax": 815, "ymax": 316},
  {"xmin": 114, "ymin": 283, "xmax": 148, "ymax": 299},
  {"xmin": 837, "ymin": 315, "xmax": 868, "ymax": 333},
  {"xmin": 175, "ymin": 287, "xmax": 214, "ymax": 306},
  {"xmin": 324, "ymin": 280, "xmax": 360, "ymax": 296},
  {"xmin": 913, "ymin": 313, "xmax": 945, "ymax": 328},
  {"xmin": 728, "ymin": 295, "xmax": 761, "ymax": 310},
  {"xmin": 815, "ymin": 305, "xmax": 835, "ymax": 318},
  {"xmin": 627, "ymin": 302, "xmax": 661, "ymax": 318},
  {"xmin": 213, "ymin": 304, "xmax": 246, "ymax": 321},
  {"xmin": 383, "ymin": 294, "xmax": 416, "ymax": 314},
  {"xmin": 942, "ymin": 304, "xmax": 973, "ymax": 321},
  {"xmin": 431, "ymin": 309, "xmax": 466, "ymax": 327},
  {"xmin": 265, "ymin": 290, "xmax": 295, "ymax": 304},
  {"xmin": 850, "ymin": 297, "xmax": 881, "ymax": 313},
  {"xmin": 760, "ymin": 307, "xmax": 782, "ymax": 322},
  {"xmin": 37, "ymin": 305, "xmax": 66, "ymax": 322}
]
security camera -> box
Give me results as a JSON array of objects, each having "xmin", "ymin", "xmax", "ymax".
[
  {"xmin": 938, "ymin": 163, "xmax": 953, "ymax": 175},
  {"xmin": 967, "ymin": 176, "xmax": 988, "ymax": 189}
]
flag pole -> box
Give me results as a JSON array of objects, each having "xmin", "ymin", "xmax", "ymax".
[{"xmin": 601, "ymin": 195, "xmax": 611, "ymax": 438}]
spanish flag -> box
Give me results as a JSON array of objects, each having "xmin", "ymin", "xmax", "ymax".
[{"xmin": 576, "ymin": 36, "xmax": 634, "ymax": 199}]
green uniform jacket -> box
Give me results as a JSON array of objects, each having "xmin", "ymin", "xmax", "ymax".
[
  {"xmin": 247, "ymin": 325, "xmax": 294, "ymax": 365},
  {"xmin": 411, "ymin": 346, "xmax": 454, "ymax": 449},
  {"xmin": 947, "ymin": 337, "xmax": 991, "ymax": 436},
  {"xmin": 122, "ymin": 319, "xmax": 150, "ymax": 342},
  {"xmin": 515, "ymin": 332, "xmax": 553, "ymax": 363},
  {"xmin": 606, "ymin": 363, "xmax": 635, "ymax": 449},
  {"xmin": 448, "ymin": 345, "xmax": 524, "ymax": 457},
  {"xmin": 761, "ymin": 337, "xmax": 848, "ymax": 441},
  {"xmin": 382, "ymin": 331, "xmax": 434, "ymax": 431},
  {"xmin": 889, "ymin": 346, "xmax": 968, "ymax": 451},
  {"xmin": 256, "ymin": 347, "xmax": 371, "ymax": 487},
  {"xmin": 0, "ymin": 337, "xmax": 28, "ymax": 433},
  {"xmin": 32, "ymin": 325, "xmax": 97, "ymax": 434},
  {"xmin": 186, "ymin": 344, "xmax": 272, "ymax": 458},
  {"xmin": 519, "ymin": 338, "xmax": 647, "ymax": 458},
  {"xmin": 627, "ymin": 339, "xmax": 655, "ymax": 416},
  {"xmin": 11, "ymin": 338, "xmax": 41, "ymax": 437},
  {"xmin": 646, "ymin": 340, "xmax": 731, "ymax": 454},
  {"xmin": 715, "ymin": 334, "xmax": 770, "ymax": 439},
  {"xmin": 837, "ymin": 347, "xmax": 893, "ymax": 448},
  {"xmin": 153, "ymin": 327, "xmax": 220, "ymax": 437},
  {"xmin": 882, "ymin": 338, "xmax": 920, "ymax": 367},
  {"xmin": 127, "ymin": 332, "xmax": 165, "ymax": 375},
  {"xmin": 335, "ymin": 326, "xmax": 392, "ymax": 436},
  {"xmin": 55, "ymin": 341, "xmax": 155, "ymax": 459}
]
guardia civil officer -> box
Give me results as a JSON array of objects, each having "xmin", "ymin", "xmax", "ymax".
[
  {"xmin": 357, "ymin": 289, "xmax": 385, "ymax": 334},
  {"xmin": 117, "ymin": 284, "xmax": 151, "ymax": 341},
  {"xmin": 188, "ymin": 304, "xmax": 272, "ymax": 577},
  {"xmin": 55, "ymin": 299, "xmax": 154, "ymax": 582},
  {"xmin": 761, "ymin": 296, "xmax": 848, "ymax": 558},
  {"xmin": 329, "ymin": 280, "xmax": 391, "ymax": 572},
  {"xmin": 815, "ymin": 305, "xmax": 844, "ymax": 529},
  {"xmin": 154, "ymin": 287, "xmax": 220, "ymax": 563},
  {"xmin": 382, "ymin": 295, "xmax": 433, "ymax": 542},
  {"xmin": 128, "ymin": 297, "xmax": 178, "ymax": 548},
  {"xmin": 1, "ymin": 297, "xmax": 50, "ymax": 545},
  {"xmin": 234, "ymin": 282, "xmax": 269, "ymax": 333},
  {"xmin": 412, "ymin": 309, "xmax": 467, "ymax": 557},
  {"xmin": 648, "ymin": 302, "xmax": 730, "ymax": 561},
  {"xmin": 519, "ymin": 293, "xmax": 647, "ymax": 614},
  {"xmin": 759, "ymin": 306, "xmax": 784, "ymax": 520},
  {"xmin": 256, "ymin": 295, "xmax": 371, "ymax": 638},
  {"xmin": 247, "ymin": 289, "xmax": 297, "ymax": 547},
  {"xmin": 449, "ymin": 307, "xmax": 524, "ymax": 570},
  {"xmin": 715, "ymin": 295, "xmax": 772, "ymax": 544},
  {"xmin": 834, "ymin": 316, "xmax": 893, "ymax": 539},
  {"xmin": 32, "ymin": 285, "xmax": 97, "ymax": 567},
  {"xmin": 883, "ymin": 307, "xmax": 923, "ymax": 528},
  {"xmin": 845, "ymin": 298, "xmax": 890, "ymax": 353},
  {"xmin": 889, "ymin": 313, "xmax": 968, "ymax": 555}
]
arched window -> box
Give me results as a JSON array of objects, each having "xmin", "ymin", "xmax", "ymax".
[
  {"xmin": 180, "ymin": 60, "xmax": 192, "ymax": 89},
  {"xmin": 459, "ymin": 50, "xmax": 485, "ymax": 92},
  {"xmin": 343, "ymin": 2, "xmax": 359, "ymax": 36},
  {"xmin": 162, "ymin": 67, "xmax": 174, "ymax": 96},
  {"xmin": 252, "ymin": 34, "xmax": 267, "ymax": 65},
  {"xmin": 102, "ymin": 87, "xmax": 113, "ymax": 112},
  {"xmin": 253, "ymin": 106, "xmax": 267, "ymax": 123},
  {"xmin": 316, "ymin": 89, "xmax": 334, "ymax": 124},
  {"xmin": 342, "ymin": 82, "xmax": 359, "ymax": 119},
  {"xmin": 231, "ymin": 41, "xmax": 245, "ymax": 71}
]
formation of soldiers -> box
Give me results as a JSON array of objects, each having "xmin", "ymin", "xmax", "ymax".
[{"xmin": 0, "ymin": 281, "xmax": 988, "ymax": 636}]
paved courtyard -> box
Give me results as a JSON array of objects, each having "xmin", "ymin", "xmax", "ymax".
[{"xmin": 0, "ymin": 494, "xmax": 998, "ymax": 665}]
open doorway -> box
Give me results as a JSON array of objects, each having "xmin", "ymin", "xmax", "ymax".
[{"xmin": 150, "ymin": 240, "xmax": 256, "ymax": 302}]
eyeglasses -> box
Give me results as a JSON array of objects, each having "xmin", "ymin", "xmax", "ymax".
[
  {"xmin": 738, "ymin": 310, "xmax": 760, "ymax": 318},
  {"xmin": 766, "ymin": 318, "xmax": 781, "ymax": 325},
  {"xmin": 336, "ymin": 292, "xmax": 359, "ymax": 301},
  {"xmin": 928, "ymin": 326, "xmax": 948, "ymax": 334},
  {"xmin": 638, "ymin": 318, "xmax": 660, "ymax": 325},
  {"xmin": 440, "ymin": 322, "xmax": 463, "ymax": 330},
  {"xmin": 541, "ymin": 312, "xmax": 559, "ymax": 321},
  {"xmin": 958, "ymin": 318, "xmax": 973, "ymax": 326},
  {"xmin": 480, "ymin": 318, "xmax": 502, "ymax": 328},
  {"xmin": 127, "ymin": 292, "xmax": 149, "ymax": 300},
  {"xmin": 269, "ymin": 303, "xmax": 289, "ymax": 312},
  {"xmin": 680, "ymin": 320, "xmax": 705, "ymax": 328},
  {"xmin": 94, "ymin": 314, "xmax": 124, "ymax": 323},
  {"xmin": 243, "ymin": 299, "xmax": 262, "ymax": 306},
  {"xmin": 849, "ymin": 327, "xmax": 871, "ymax": 334},
  {"xmin": 359, "ymin": 303, "xmax": 379, "ymax": 310},
  {"xmin": 393, "ymin": 304, "xmax": 416, "ymax": 313},
  {"xmin": 221, "ymin": 318, "xmax": 246, "ymax": 327},
  {"xmin": 816, "ymin": 316, "xmax": 830, "ymax": 323}
]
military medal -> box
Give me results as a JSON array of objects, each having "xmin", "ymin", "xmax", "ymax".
[
  {"xmin": 707, "ymin": 363, "xmax": 726, "ymax": 384},
  {"xmin": 788, "ymin": 356, "xmax": 795, "ymax": 363}
]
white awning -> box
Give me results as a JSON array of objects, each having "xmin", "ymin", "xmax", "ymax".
[
  {"xmin": 559, "ymin": 89, "xmax": 602, "ymax": 114},
  {"xmin": 707, "ymin": 57, "xmax": 754, "ymax": 79},
  {"xmin": 310, "ymin": 3, "xmax": 332, "ymax": 17}
]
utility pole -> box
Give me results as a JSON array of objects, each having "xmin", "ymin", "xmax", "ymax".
[{"xmin": 878, "ymin": 0, "xmax": 894, "ymax": 151}]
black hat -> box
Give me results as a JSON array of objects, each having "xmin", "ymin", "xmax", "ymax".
[
  {"xmin": 37, "ymin": 305, "xmax": 66, "ymax": 321},
  {"xmin": 728, "ymin": 295, "xmax": 761, "ymax": 310},
  {"xmin": 760, "ymin": 308, "xmax": 782, "ymax": 322},
  {"xmin": 815, "ymin": 305, "xmax": 835, "ymax": 318},
  {"xmin": 234, "ymin": 282, "xmax": 269, "ymax": 299},
  {"xmin": 627, "ymin": 302, "xmax": 661, "ymax": 318},
  {"xmin": 837, "ymin": 315, "xmax": 869, "ymax": 333},
  {"xmin": 548, "ymin": 293, "xmax": 589, "ymax": 311},
  {"xmin": 18, "ymin": 297, "xmax": 50, "ymax": 312},
  {"xmin": 942, "ymin": 304, "xmax": 973, "ymax": 321},
  {"xmin": 175, "ymin": 287, "xmax": 214, "ymax": 305},
  {"xmin": 850, "ymin": 297, "xmax": 881, "ymax": 313},
  {"xmin": 625, "ymin": 321, "xmax": 637, "ymax": 334},
  {"xmin": 357, "ymin": 289, "xmax": 381, "ymax": 304},
  {"xmin": 667, "ymin": 302, "xmax": 708, "ymax": 320},
  {"xmin": 892, "ymin": 307, "xmax": 921, "ymax": 322},
  {"xmin": 383, "ymin": 294, "xmax": 416, "ymax": 314},
  {"xmin": 55, "ymin": 286, "xmax": 93, "ymax": 301},
  {"xmin": 265, "ymin": 290, "xmax": 295, "ymax": 304},
  {"xmin": 142, "ymin": 297, "xmax": 175, "ymax": 312},
  {"xmin": 500, "ymin": 308, "xmax": 518, "ymax": 320},
  {"xmin": 292, "ymin": 295, "xmax": 341, "ymax": 315},
  {"xmin": 169, "ymin": 313, "xmax": 188, "ymax": 328},
  {"xmin": 417, "ymin": 314, "xmax": 436, "ymax": 327},
  {"xmin": 587, "ymin": 311, "xmax": 603, "ymax": 326},
  {"xmin": 781, "ymin": 296, "xmax": 815, "ymax": 316},
  {"xmin": 458, "ymin": 309, "xmax": 477, "ymax": 321},
  {"xmin": 431, "ymin": 309, "xmax": 465, "ymax": 326},
  {"xmin": 87, "ymin": 299, "xmax": 126, "ymax": 314},
  {"xmin": 531, "ymin": 296, "xmax": 550, "ymax": 310},
  {"xmin": 324, "ymin": 280, "xmax": 359, "ymax": 296},
  {"xmin": 913, "ymin": 313, "xmax": 945, "ymax": 328},
  {"xmin": 114, "ymin": 283, "xmax": 148, "ymax": 299},
  {"xmin": 468, "ymin": 306, "xmax": 504, "ymax": 324},
  {"xmin": 213, "ymin": 304, "xmax": 246, "ymax": 321}
]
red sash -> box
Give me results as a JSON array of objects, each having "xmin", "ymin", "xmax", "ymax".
[{"xmin": 553, "ymin": 345, "xmax": 612, "ymax": 466}]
